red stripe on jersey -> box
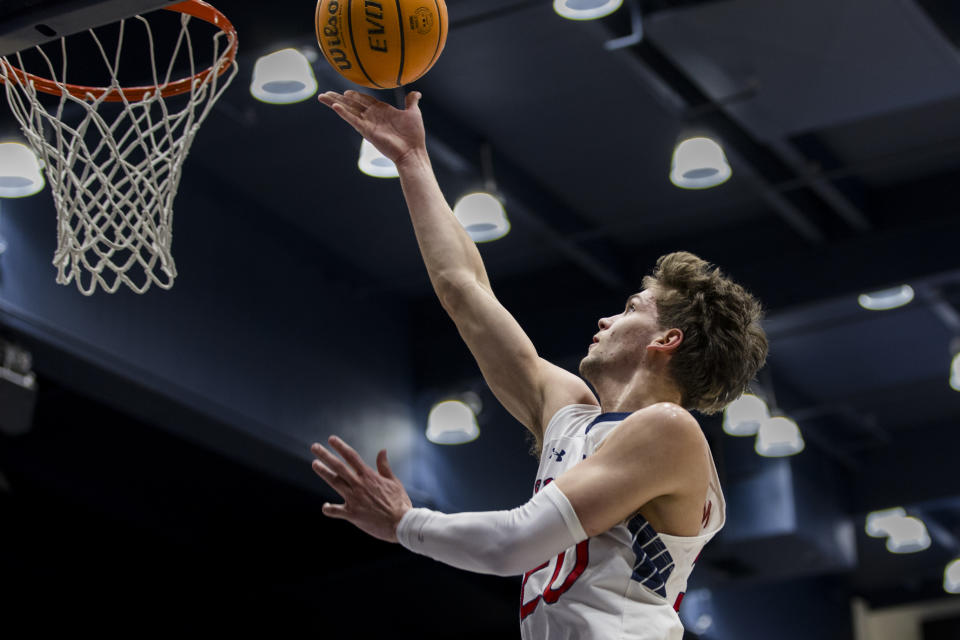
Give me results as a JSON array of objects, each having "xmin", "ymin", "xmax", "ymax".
[{"xmin": 520, "ymin": 561, "xmax": 550, "ymax": 620}]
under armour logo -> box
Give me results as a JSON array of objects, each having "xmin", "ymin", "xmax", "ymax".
[{"xmin": 551, "ymin": 448, "xmax": 566, "ymax": 462}]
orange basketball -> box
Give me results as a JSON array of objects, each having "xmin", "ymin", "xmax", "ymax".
[{"xmin": 315, "ymin": 0, "xmax": 448, "ymax": 89}]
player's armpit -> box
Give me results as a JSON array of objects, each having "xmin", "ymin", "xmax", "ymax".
[
  {"xmin": 554, "ymin": 403, "xmax": 707, "ymax": 538},
  {"xmin": 443, "ymin": 280, "xmax": 597, "ymax": 438}
]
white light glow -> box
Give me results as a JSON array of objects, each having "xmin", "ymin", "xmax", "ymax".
[
  {"xmin": 950, "ymin": 353, "xmax": 960, "ymax": 392},
  {"xmin": 945, "ymin": 559, "xmax": 960, "ymax": 594},
  {"xmin": 693, "ymin": 615, "xmax": 713, "ymax": 634},
  {"xmin": 358, "ymin": 139, "xmax": 399, "ymax": 178},
  {"xmin": 885, "ymin": 516, "xmax": 931, "ymax": 554},
  {"xmin": 426, "ymin": 400, "xmax": 479, "ymax": 445},
  {"xmin": 857, "ymin": 285, "xmax": 914, "ymax": 311},
  {"xmin": 723, "ymin": 394, "xmax": 769, "ymax": 436},
  {"xmin": 755, "ymin": 416, "xmax": 804, "ymax": 457},
  {"xmin": 866, "ymin": 507, "xmax": 908, "ymax": 538},
  {"xmin": 250, "ymin": 48, "xmax": 318, "ymax": 104},
  {"xmin": 453, "ymin": 192, "xmax": 510, "ymax": 242},
  {"xmin": 0, "ymin": 143, "xmax": 44, "ymax": 197},
  {"xmin": 553, "ymin": 0, "xmax": 623, "ymax": 21},
  {"xmin": 670, "ymin": 137, "xmax": 731, "ymax": 190}
]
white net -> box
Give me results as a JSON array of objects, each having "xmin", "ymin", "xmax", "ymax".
[{"xmin": 0, "ymin": 7, "xmax": 237, "ymax": 295}]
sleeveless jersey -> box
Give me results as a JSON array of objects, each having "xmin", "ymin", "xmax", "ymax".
[{"xmin": 519, "ymin": 404, "xmax": 726, "ymax": 640}]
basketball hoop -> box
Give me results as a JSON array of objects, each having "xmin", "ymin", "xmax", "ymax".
[{"xmin": 0, "ymin": 0, "xmax": 238, "ymax": 294}]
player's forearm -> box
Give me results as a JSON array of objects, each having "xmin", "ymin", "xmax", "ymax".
[
  {"xmin": 396, "ymin": 482, "xmax": 588, "ymax": 576},
  {"xmin": 395, "ymin": 147, "xmax": 492, "ymax": 303}
]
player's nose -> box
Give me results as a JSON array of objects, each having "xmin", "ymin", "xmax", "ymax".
[{"xmin": 598, "ymin": 316, "xmax": 612, "ymax": 330}]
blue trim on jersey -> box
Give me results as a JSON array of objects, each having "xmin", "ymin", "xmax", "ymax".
[
  {"xmin": 585, "ymin": 412, "xmax": 632, "ymax": 434},
  {"xmin": 627, "ymin": 513, "xmax": 675, "ymax": 598}
]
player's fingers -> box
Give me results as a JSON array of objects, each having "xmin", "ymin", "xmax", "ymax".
[
  {"xmin": 328, "ymin": 435, "xmax": 370, "ymax": 476},
  {"xmin": 311, "ymin": 458, "xmax": 351, "ymax": 495},
  {"xmin": 345, "ymin": 89, "xmax": 378, "ymax": 106},
  {"xmin": 376, "ymin": 449, "xmax": 396, "ymax": 480},
  {"xmin": 322, "ymin": 502, "xmax": 350, "ymax": 519},
  {"xmin": 316, "ymin": 91, "xmax": 338, "ymax": 105},
  {"xmin": 405, "ymin": 91, "xmax": 421, "ymax": 110},
  {"xmin": 329, "ymin": 103, "xmax": 372, "ymax": 136},
  {"xmin": 335, "ymin": 90, "xmax": 379, "ymax": 115},
  {"xmin": 312, "ymin": 443, "xmax": 360, "ymax": 485},
  {"xmin": 318, "ymin": 91, "xmax": 352, "ymax": 111},
  {"xmin": 319, "ymin": 92, "xmax": 365, "ymax": 119}
]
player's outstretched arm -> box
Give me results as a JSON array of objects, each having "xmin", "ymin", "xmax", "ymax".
[
  {"xmin": 310, "ymin": 407, "xmax": 709, "ymax": 576},
  {"xmin": 318, "ymin": 91, "xmax": 596, "ymax": 439},
  {"xmin": 310, "ymin": 435, "xmax": 586, "ymax": 576}
]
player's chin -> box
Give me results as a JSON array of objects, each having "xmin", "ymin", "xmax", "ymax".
[{"xmin": 578, "ymin": 353, "xmax": 596, "ymax": 379}]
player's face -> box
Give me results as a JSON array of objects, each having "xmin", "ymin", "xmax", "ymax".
[{"xmin": 579, "ymin": 288, "xmax": 662, "ymax": 380}]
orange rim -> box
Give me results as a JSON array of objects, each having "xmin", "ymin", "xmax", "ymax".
[{"xmin": 0, "ymin": 0, "xmax": 238, "ymax": 102}]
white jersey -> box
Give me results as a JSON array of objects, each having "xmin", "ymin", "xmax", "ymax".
[{"xmin": 519, "ymin": 404, "xmax": 726, "ymax": 640}]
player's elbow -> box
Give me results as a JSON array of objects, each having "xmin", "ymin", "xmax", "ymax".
[
  {"xmin": 482, "ymin": 536, "xmax": 554, "ymax": 577},
  {"xmin": 480, "ymin": 549, "xmax": 529, "ymax": 577},
  {"xmin": 435, "ymin": 273, "xmax": 488, "ymax": 316},
  {"xmin": 462, "ymin": 537, "xmax": 513, "ymax": 576},
  {"xmin": 433, "ymin": 271, "xmax": 473, "ymax": 311}
]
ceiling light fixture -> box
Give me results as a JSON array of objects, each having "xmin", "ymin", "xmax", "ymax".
[
  {"xmin": 453, "ymin": 143, "xmax": 510, "ymax": 242},
  {"xmin": 865, "ymin": 508, "xmax": 932, "ymax": 554},
  {"xmin": 945, "ymin": 559, "xmax": 960, "ymax": 594},
  {"xmin": 950, "ymin": 340, "xmax": 960, "ymax": 392},
  {"xmin": 670, "ymin": 137, "xmax": 732, "ymax": 190},
  {"xmin": 754, "ymin": 416, "xmax": 805, "ymax": 457},
  {"xmin": 951, "ymin": 353, "xmax": 960, "ymax": 392},
  {"xmin": 426, "ymin": 399, "xmax": 480, "ymax": 445},
  {"xmin": 884, "ymin": 516, "xmax": 931, "ymax": 554},
  {"xmin": 857, "ymin": 285, "xmax": 914, "ymax": 311},
  {"xmin": 250, "ymin": 48, "xmax": 318, "ymax": 104},
  {"xmin": 453, "ymin": 192, "xmax": 509, "ymax": 242},
  {"xmin": 358, "ymin": 138, "xmax": 399, "ymax": 178},
  {"xmin": 866, "ymin": 507, "xmax": 908, "ymax": 537},
  {"xmin": 0, "ymin": 202, "xmax": 6, "ymax": 256},
  {"xmin": 0, "ymin": 142, "xmax": 45, "ymax": 198},
  {"xmin": 554, "ymin": 0, "xmax": 624, "ymax": 21},
  {"xmin": 723, "ymin": 393, "xmax": 769, "ymax": 436}
]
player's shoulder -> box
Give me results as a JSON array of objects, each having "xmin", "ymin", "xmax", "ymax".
[{"xmin": 616, "ymin": 402, "xmax": 705, "ymax": 450}]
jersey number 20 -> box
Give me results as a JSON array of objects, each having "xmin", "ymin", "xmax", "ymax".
[{"xmin": 520, "ymin": 477, "xmax": 589, "ymax": 620}]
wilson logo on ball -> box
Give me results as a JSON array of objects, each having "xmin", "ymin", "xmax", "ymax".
[
  {"xmin": 315, "ymin": 0, "xmax": 448, "ymax": 89},
  {"xmin": 317, "ymin": 0, "xmax": 351, "ymax": 71}
]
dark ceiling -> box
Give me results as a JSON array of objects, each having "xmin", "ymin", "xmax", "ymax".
[{"xmin": 1, "ymin": 0, "xmax": 960, "ymax": 636}]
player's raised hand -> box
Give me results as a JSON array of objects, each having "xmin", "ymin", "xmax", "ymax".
[
  {"xmin": 310, "ymin": 435, "xmax": 412, "ymax": 543},
  {"xmin": 318, "ymin": 90, "xmax": 425, "ymax": 166}
]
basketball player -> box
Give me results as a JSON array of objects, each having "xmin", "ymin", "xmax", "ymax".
[{"xmin": 311, "ymin": 90, "xmax": 768, "ymax": 639}]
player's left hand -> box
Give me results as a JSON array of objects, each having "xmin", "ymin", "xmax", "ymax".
[{"xmin": 310, "ymin": 436, "xmax": 412, "ymax": 543}]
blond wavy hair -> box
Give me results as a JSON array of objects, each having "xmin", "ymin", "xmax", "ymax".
[{"xmin": 642, "ymin": 252, "xmax": 768, "ymax": 414}]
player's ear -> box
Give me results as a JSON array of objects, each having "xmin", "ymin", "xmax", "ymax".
[{"xmin": 648, "ymin": 328, "xmax": 683, "ymax": 354}]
